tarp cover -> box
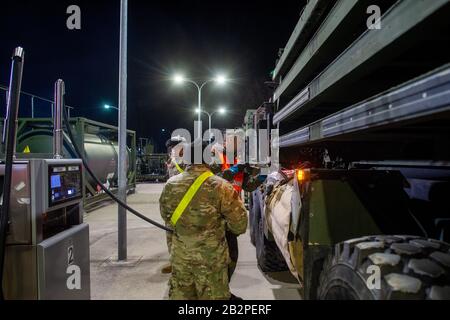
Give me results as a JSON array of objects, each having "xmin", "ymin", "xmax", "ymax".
[{"xmin": 265, "ymin": 179, "xmax": 299, "ymax": 279}]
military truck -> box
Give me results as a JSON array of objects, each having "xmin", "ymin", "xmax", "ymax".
[
  {"xmin": 248, "ymin": 0, "xmax": 450, "ymax": 299},
  {"xmin": 136, "ymin": 138, "xmax": 169, "ymax": 182}
]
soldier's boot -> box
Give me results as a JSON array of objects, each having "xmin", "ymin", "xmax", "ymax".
[{"xmin": 161, "ymin": 263, "xmax": 172, "ymax": 274}]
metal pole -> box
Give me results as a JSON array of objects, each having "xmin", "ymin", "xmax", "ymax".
[
  {"xmin": 118, "ymin": 0, "xmax": 128, "ymax": 261},
  {"xmin": 53, "ymin": 80, "xmax": 64, "ymax": 159},
  {"xmin": 208, "ymin": 113, "xmax": 211, "ymax": 143},
  {"xmin": 31, "ymin": 96, "xmax": 34, "ymax": 118},
  {"xmin": 197, "ymin": 87, "xmax": 202, "ymax": 140},
  {"xmin": 0, "ymin": 47, "xmax": 24, "ymax": 300}
]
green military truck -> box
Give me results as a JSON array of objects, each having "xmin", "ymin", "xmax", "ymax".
[{"xmin": 248, "ymin": 0, "xmax": 450, "ymax": 299}]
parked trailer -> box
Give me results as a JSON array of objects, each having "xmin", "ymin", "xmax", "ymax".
[{"xmin": 248, "ymin": 0, "xmax": 450, "ymax": 300}]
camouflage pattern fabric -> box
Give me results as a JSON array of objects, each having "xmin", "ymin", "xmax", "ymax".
[
  {"xmin": 167, "ymin": 157, "xmax": 185, "ymax": 178},
  {"xmin": 165, "ymin": 157, "xmax": 185, "ymax": 253},
  {"xmin": 170, "ymin": 262, "xmax": 229, "ymax": 300},
  {"xmin": 166, "ymin": 224, "xmax": 172, "ymax": 255},
  {"xmin": 167, "ymin": 164, "xmax": 180, "ymax": 179},
  {"xmin": 159, "ymin": 164, "xmax": 248, "ymax": 300}
]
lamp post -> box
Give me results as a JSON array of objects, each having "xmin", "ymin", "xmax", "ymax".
[
  {"xmin": 118, "ymin": 0, "xmax": 128, "ymax": 262},
  {"xmin": 196, "ymin": 107, "xmax": 226, "ymax": 135},
  {"xmin": 173, "ymin": 74, "xmax": 227, "ymax": 139}
]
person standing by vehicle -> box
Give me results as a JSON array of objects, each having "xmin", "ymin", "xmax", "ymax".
[
  {"xmin": 159, "ymin": 141, "xmax": 247, "ymax": 300},
  {"xmin": 166, "ymin": 136, "xmax": 186, "ymax": 178},
  {"xmin": 160, "ymin": 137, "xmax": 186, "ymax": 274},
  {"xmin": 210, "ymin": 135, "xmax": 265, "ymax": 281}
]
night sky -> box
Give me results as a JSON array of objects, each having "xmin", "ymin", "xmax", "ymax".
[{"xmin": 1, "ymin": 0, "xmax": 302, "ymax": 151}]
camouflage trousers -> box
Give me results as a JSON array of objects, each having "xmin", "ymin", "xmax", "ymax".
[
  {"xmin": 167, "ymin": 230, "xmax": 238, "ymax": 281},
  {"xmin": 169, "ymin": 262, "xmax": 230, "ymax": 300}
]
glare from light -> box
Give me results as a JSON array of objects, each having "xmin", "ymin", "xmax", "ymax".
[
  {"xmin": 173, "ymin": 74, "xmax": 185, "ymax": 85},
  {"xmin": 297, "ymin": 170, "xmax": 305, "ymax": 181},
  {"xmin": 104, "ymin": 104, "xmax": 111, "ymax": 109},
  {"xmin": 215, "ymin": 74, "xmax": 227, "ymax": 85},
  {"xmin": 218, "ymin": 107, "xmax": 226, "ymax": 115},
  {"xmin": 195, "ymin": 108, "xmax": 201, "ymax": 114}
]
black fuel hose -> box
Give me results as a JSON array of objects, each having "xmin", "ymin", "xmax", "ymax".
[
  {"xmin": 0, "ymin": 48, "xmax": 25, "ymax": 300},
  {"xmin": 62, "ymin": 107, "xmax": 173, "ymax": 233}
]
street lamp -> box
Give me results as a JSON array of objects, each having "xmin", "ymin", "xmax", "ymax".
[
  {"xmin": 195, "ymin": 107, "xmax": 227, "ymax": 140},
  {"xmin": 172, "ymin": 74, "xmax": 228, "ymax": 138},
  {"xmin": 173, "ymin": 74, "xmax": 185, "ymax": 85},
  {"xmin": 215, "ymin": 75, "xmax": 227, "ymax": 86},
  {"xmin": 104, "ymin": 104, "xmax": 119, "ymax": 111}
]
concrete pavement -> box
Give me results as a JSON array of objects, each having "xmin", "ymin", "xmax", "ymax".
[{"xmin": 86, "ymin": 183, "xmax": 301, "ymax": 300}]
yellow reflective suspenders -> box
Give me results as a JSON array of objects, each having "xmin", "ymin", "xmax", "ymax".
[
  {"xmin": 173, "ymin": 160, "xmax": 184, "ymax": 174},
  {"xmin": 170, "ymin": 171, "xmax": 214, "ymax": 226}
]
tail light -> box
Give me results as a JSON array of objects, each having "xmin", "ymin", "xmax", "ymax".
[
  {"xmin": 296, "ymin": 169, "xmax": 310, "ymax": 182},
  {"xmin": 297, "ymin": 169, "xmax": 305, "ymax": 182}
]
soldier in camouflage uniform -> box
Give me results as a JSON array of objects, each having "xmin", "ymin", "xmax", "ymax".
[
  {"xmin": 166, "ymin": 136, "xmax": 186, "ymax": 179},
  {"xmin": 159, "ymin": 144, "xmax": 247, "ymax": 300},
  {"xmin": 161, "ymin": 137, "xmax": 187, "ymax": 274}
]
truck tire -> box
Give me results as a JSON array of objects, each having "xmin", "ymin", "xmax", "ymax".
[
  {"xmin": 317, "ymin": 235, "xmax": 450, "ymax": 300},
  {"xmin": 255, "ymin": 211, "xmax": 289, "ymax": 273},
  {"xmin": 249, "ymin": 190, "xmax": 262, "ymax": 247}
]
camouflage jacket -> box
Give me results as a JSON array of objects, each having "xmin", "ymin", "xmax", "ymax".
[{"xmin": 159, "ymin": 165, "xmax": 248, "ymax": 268}]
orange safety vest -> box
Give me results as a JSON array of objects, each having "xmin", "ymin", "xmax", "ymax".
[{"xmin": 219, "ymin": 152, "xmax": 244, "ymax": 194}]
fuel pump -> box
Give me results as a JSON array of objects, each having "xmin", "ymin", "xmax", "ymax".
[
  {"xmin": 0, "ymin": 48, "xmax": 90, "ymax": 300},
  {"xmin": 0, "ymin": 47, "xmax": 171, "ymax": 300}
]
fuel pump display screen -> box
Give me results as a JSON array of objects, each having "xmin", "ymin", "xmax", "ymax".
[{"xmin": 48, "ymin": 164, "xmax": 83, "ymax": 207}]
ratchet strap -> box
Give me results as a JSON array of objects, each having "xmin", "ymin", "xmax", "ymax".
[{"xmin": 170, "ymin": 171, "xmax": 214, "ymax": 226}]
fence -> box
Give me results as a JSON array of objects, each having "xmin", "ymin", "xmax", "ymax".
[{"xmin": 0, "ymin": 84, "xmax": 74, "ymax": 118}]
